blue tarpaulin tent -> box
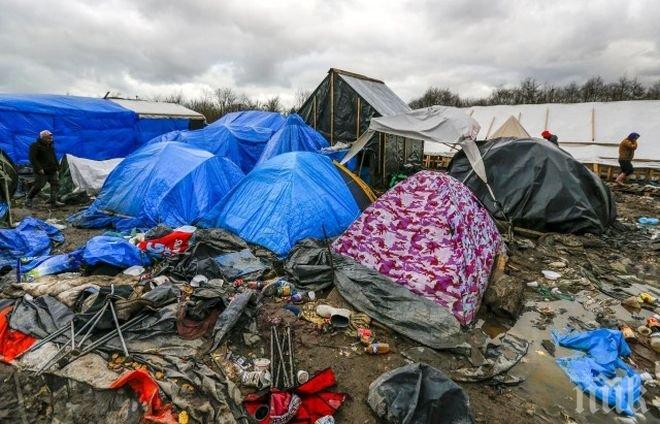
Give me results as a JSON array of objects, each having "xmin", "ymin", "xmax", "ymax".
[
  {"xmin": 70, "ymin": 142, "xmax": 244, "ymax": 230},
  {"xmin": 256, "ymin": 114, "xmax": 329, "ymax": 165},
  {"xmin": 149, "ymin": 124, "xmax": 273, "ymax": 173},
  {"xmin": 0, "ymin": 94, "xmax": 138, "ymax": 164},
  {"xmin": 212, "ymin": 110, "xmax": 285, "ymax": 131},
  {"xmin": 0, "ymin": 217, "xmax": 64, "ymax": 268},
  {"xmin": 199, "ymin": 152, "xmax": 360, "ymax": 256}
]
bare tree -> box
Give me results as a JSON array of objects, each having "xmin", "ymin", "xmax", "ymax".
[
  {"xmin": 262, "ymin": 96, "xmax": 283, "ymax": 113},
  {"xmin": 293, "ymin": 89, "xmax": 312, "ymax": 111}
]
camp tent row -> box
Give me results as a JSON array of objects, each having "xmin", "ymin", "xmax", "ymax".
[
  {"xmin": 424, "ymin": 101, "xmax": 660, "ymax": 170},
  {"xmin": 0, "ymin": 94, "xmax": 205, "ymax": 164}
]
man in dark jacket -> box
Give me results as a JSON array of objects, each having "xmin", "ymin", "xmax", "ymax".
[{"xmin": 26, "ymin": 130, "xmax": 63, "ymax": 207}]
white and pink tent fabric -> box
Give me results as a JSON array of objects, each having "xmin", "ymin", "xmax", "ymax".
[{"xmin": 332, "ymin": 170, "xmax": 501, "ymax": 324}]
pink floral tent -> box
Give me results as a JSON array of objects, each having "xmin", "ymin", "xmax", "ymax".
[{"xmin": 332, "ymin": 170, "xmax": 502, "ymax": 324}]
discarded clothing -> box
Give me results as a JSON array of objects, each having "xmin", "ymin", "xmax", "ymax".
[
  {"xmin": 0, "ymin": 217, "xmax": 64, "ymax": 268},
  {"xmin": 83, "ymin": 235, "xmax": 151, "ymax": 268},
  {"xmin": 332, "ymin": 254, "xmax": 464, "ymax": 350},
  {"xmin": 244, "ymin": 368, "xmax": 346, "ymax": 424},
  {"xmin": 368, "ymin": 363, "xmax": 474, "ymax": 424},
  {"xmin": 333, "ymin": 170, "xmax": 501, "ymax": 325},
  {"xmin": 0, "ymin": 306, "xmax": 36, "ymax": 363},
  {"xmin": 214, "ymin": 248, "xmax": 268, "ymax": 280},
  {"xmin": 552, "ymin": 328, "xmax": 642, "ymax": 416}
]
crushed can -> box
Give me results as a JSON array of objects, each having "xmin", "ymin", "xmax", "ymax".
[
  {"xmin": 247, "ymin": 281, "xmax": 264, "ymax": 290},
  {"xmin": 314, "ymin": 416, "xmax": 335, "ymax": 424}
]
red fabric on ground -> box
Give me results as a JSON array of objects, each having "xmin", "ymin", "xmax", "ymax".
[
  {"xmin": 137, "ymin": 230, "xmax": 193, "ymax": 254},
  {"xmin": 0, "ymin": 306, "xmax": 36, "ymax": 363},
  {"xmin": 110, "ymin": 369, "xmax": 177, "ymax": 423},
  {"xmin": 243, "ymin": 368, "xmax": 346, "ymax": 424}
]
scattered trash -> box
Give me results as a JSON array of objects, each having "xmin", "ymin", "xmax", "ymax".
[
  {"xmin": 527, "ymin": 281, "xmax": 539, "ymax": 288},
  {"xmin": 297, "ymin": 370, "xmax": 309, "ymax": 384},
  {"xmin": 553, "ymin": 328, "xmax": 642, "ymax": 416},
  {"xmin": 541, "ymin": 270, "xmax": 561, "ymax": 280},
  {"xmin": 638, "ymin": 217, "xmax": 658, "ymax": 225},
  {"xmin": 122, "ymin": 265, "xmax": 145, "ymax": 276},
  {"xmin": 365, "ymin": 342, "xmax": 390, "ymax": 355}
]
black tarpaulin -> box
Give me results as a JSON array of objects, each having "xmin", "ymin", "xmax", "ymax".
[
  {"xmin": 448, "ymin": 137, "xmax": 617, "ymax": 234},
  {"xmin": 367, "ymin": 363, "xmax": 474, "ymax": 424}
]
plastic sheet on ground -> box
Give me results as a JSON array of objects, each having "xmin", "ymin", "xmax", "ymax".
[
  {"xmin": 213, "ymin": 248, "xmax": 267, "ymax": 280},
  {"xmin": 552, "ymin": 328, "xmax": 642, "ymax": 416},
  {"xmin": 450, "ymin": 333, "xmax": 528, "ymax": 383},
  {"xmin": 83, "ymin": 235, "xmax": 151, "ymax": 268},
  {"xmin": 332, "ymin": 254, "xmax": 465, "ymax": 350},
  {"xmin": 0, "ymin": 306, "xmax": 36, "ymax": 362},
  {"xmin": 0, "ymin": 217, "xmax": 64, "ymax": 268},
  {"xmin": 22, "ymin": 249, "xmax": 84, "ymax": 280},
  {"xmin": 110, "ymin": 369, "xmax": 177, "ymax": 423},
  {"xmin": 9, "ymin": 295, "xmax": 74, "ymax": 339},
  {"xmin": 367, "ymin": 363, "xmax": 474, "ymax": 424}
]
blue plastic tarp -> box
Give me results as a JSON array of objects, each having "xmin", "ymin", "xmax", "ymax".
[
  {"xmin": 256, "ymin": 114, "xmax": 329, "ymax": 165},
  {"xmin": 22, "ymin": 249, "xmax": 84, "ymax": 279},
  {"xmin": 69, "ymin": 142, "xmax": 245, "ymax": 230},
  {"xmin": 212, "ymin": 110, "xmax": 285, "ymax": 131},
  {"xmin": 0, "ymin": 217, "xmax": 64, "ymax": 268},
  {"xmin": 136, "ymin": 118, "xmax": 189, "ymax": 146},
  {"xmin": 552, "ymin": 328, "xmax": 642, "ymax": 416},
  {"xmin": 199, "ymin": 152, "xmax": 360, "ymax": 257},
  {"xmin": 149, "ymin": 125, "xmax": 272, "ymax": 173},
  {"xmin": 83, "ymin": 236, "xmax": 150, "ymax": 268},
  {"xmin": 0, "ymin": 94, "xmax": 139, "ymax": 164},
  {"xmin": 0, "ymin": 202, "xmax": 7, "ymax": 219}
]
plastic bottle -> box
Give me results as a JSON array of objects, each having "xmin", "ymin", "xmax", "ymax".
[{"xmin": 365, "ymin": 342, "xmax": 390, "ymax": 354}]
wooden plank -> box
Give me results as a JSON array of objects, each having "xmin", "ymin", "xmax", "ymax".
[
  {"xmin": 484, "ymin": 117, "xmax": 496, "ymax": 139},
  {"xmin": 313, "ymin": 95, "xmax": 317, "ymax": 129},
  {"xmin": 330, "ymin": 71, "xmax": 334, "ymax": 145},
  {"xmin": 356, "ymin": 97, "xmax": 361, "ymax": 138}
]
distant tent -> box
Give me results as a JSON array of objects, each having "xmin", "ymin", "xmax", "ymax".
[
  {"xmin": 199, "ymin": 152, "xmax": 361, "ymax": 257},
  {"xmin": 448, "ymin": 137, "xmax": 617, "ymax": 233},
  {"xmin": 70, "ymin": 142, "xmax": 244, "ymax": 230},
  {"xmin": 333, "ymin": 170, "xmax": 502, "ymax": 325},
  {"xmin": 488, "ymin": 115, "xmax": 530, "ymax": 139},
  {"xmin": 256, "ymin": 114, "xmax": 329, "ymax": 165},
  {"xmin": 149, "ymin": 124, "xmax": 273, "ymax": 173},
  {"xmin": 212, "ymin": 110, "xmax": 285, "ymax": 132}
]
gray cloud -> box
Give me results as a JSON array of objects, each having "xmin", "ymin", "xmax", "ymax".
[{"xmin": 0, "ymin": 0, "xmax": 659, "ymax": 107}]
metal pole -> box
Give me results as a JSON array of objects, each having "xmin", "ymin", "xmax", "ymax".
[
  {"xmin": 109, "ymin": 300, "xmax": 129, "ymax": 358},
  {"xmin": 287, "ymin": 326, "xmax": 294, "ymax": 385},
  {"xmin": 273, "ymin": 326, "xmax": 289, "ymax": 388}
]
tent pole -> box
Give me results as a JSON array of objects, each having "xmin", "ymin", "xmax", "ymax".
[
  {"xmin": 544, "ymin": 107, "xmax": 549, "ymax": 129},
  {"xmin": 356, "ymin": 97, "xmax": 361, "ymax": 138},
  {"xmin": 484, "ymin": 117, "xmax": 495, "ymax": 139},
  {"xmin": 3, "ymin": 177, "xmax": 12, "ymax": 227},
  {"xmin": 313, "ymin": 96, "xmax": 317, "ymax": 129},
  {"xmin": 330, "ymin": 72, "xmax": 335, "ymax": 145},
  {"xmin": 591, "ymin": 107, "xmax": 596, "ymax": 141}
]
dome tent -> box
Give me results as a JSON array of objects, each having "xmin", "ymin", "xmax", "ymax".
[
  {"xmin": 333, "ymin": 170, "xmax": 502, "ymax": 325},
  {"xmin": 448, "ymin": 137, "xmax": 616, "ymax": 234},
  {"xmin": 256, "ymin": 114, "xmax": 329, "ymax": 165},
  {"xmin": 199, "ymin": 152, "xmax": 361, "ymax": 257},
  {"xmin": 148, "ymin": 124, "xmax": 273, "ymax": 173},
  {"xmin": 70, "ymin": 142, "xmax": 244, "ymax": 230}
]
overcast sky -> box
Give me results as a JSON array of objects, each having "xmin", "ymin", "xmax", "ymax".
[{"xmin": 1, "ymin": 0, "xmax": 659, "ymax": 107}]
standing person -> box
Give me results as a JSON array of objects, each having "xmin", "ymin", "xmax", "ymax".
[
  {"xmin": 26, "ymin": 130, "xmax": 63, "ymax": 207},
  {"xmin": 615, "ymin": 132, "xmax": 640, "ymax": 185},
  {"xmin": 541, "ymin": 130, "xmax": 559, "ymax": 146}
]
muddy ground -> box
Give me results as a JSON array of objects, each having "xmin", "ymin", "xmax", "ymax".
[{"xmin": 1, "ymin": 184, "xmax": 658, "ymax": 423}]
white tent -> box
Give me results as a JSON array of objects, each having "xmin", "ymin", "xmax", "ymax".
[
  {"xmin": 488, "ymin": 115, "xmax": 530, "ymax": 139},
  {"xmin": 65, "ymin": 154, "xmax": 122, "ymax": 193},
  {"xmin": 425, "ymin": 100, "xmax": 660, "ymax": 169}
]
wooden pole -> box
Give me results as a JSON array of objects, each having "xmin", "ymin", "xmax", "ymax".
[
  {"xmin": 356, "ymin": 97, "xmax": 361, "ymax": 138},
  {"xmin": 330, "ymin": 72, "xmax": 334, "ymax": 145},
  {"xmin": 592, "ymin": 107, "xmax": 596, "ymax": 142},
  {"xmin": 3, "ymin": 178, "xmax": 12, "ymax": 227},
  {"xmin": 313, "ymin": 96, "xmax": 317, "ymax": 129},
  {"xmin": 544, "ymin": 107, "xmax": 549, "ymax": 129},
  {"xmin": 485, "ymin": 117, "xmax": 496, "ymax": 139}
]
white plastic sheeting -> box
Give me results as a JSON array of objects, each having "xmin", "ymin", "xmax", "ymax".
[
  {"xmin": 341, "ymin": 106, "xmax": 486, "ymax": 182},
  {"xmin": 425, "ymin": 101, "xmax": 660, "ymax": 168},
  {"xmin": 66, "ymin": 154, "xmax": 122, "ymax": 193},
  {"xmin": 339, "ymin": 73, "xmax": 411, "ymax": 117},
  {"xmin": 109, "ymin": 98, "xmax": 205, "ymax": 120}
]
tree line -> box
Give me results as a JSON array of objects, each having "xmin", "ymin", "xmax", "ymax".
[{"xmin": 409, "ymin": 76, "xmax": 660, "ymax": 109}]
